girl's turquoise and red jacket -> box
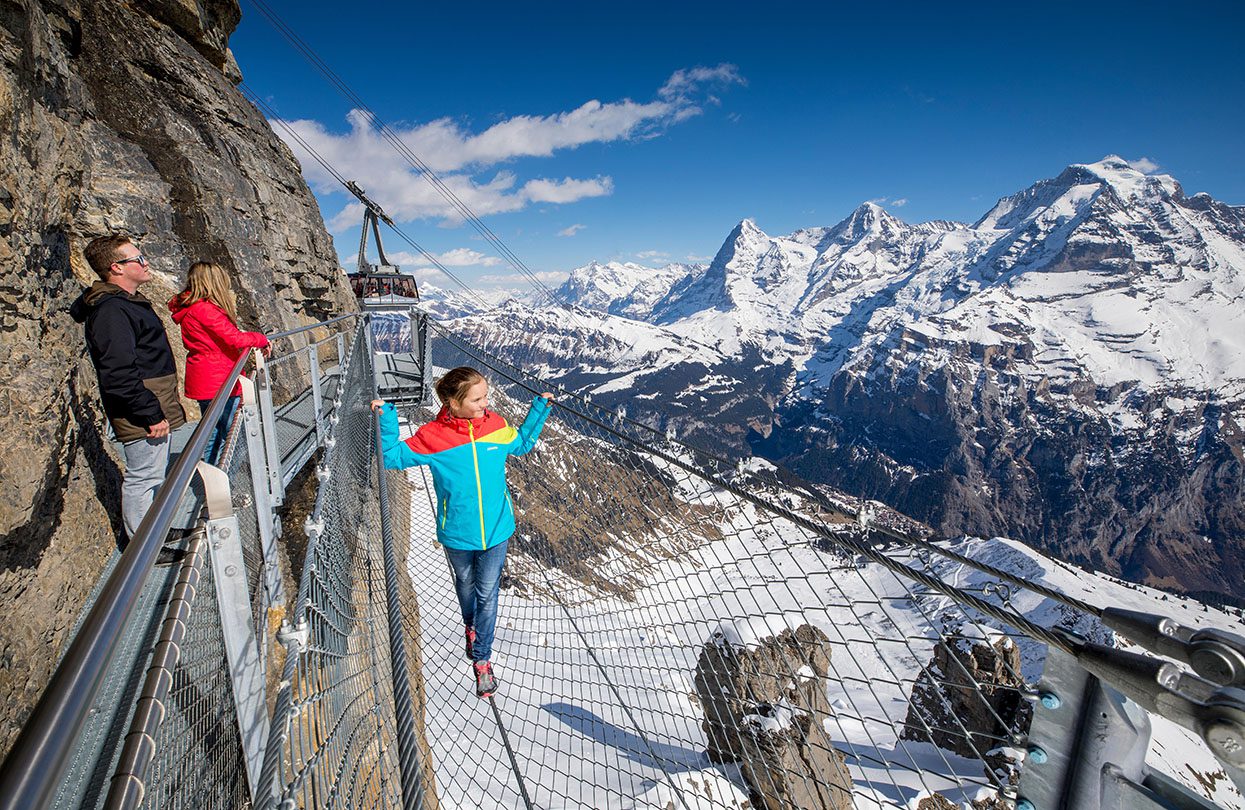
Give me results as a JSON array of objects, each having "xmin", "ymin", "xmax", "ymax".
[{"xmin": 377, "ymin": 397, "xmax": 552, "ymax": 551}]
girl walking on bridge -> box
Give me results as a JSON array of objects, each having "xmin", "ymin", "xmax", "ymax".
[{"xmin": 373, "ymin": 367, "xmax": 553, "ymax": 698}]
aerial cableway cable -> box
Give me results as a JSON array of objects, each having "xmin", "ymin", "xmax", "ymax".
[
  {"xmin": 246, "ymin": 0, "xmax": 589, "ymax": 330},
  {"xmin": 239, "ymin": 83, "xmax": 494, "ymax": 313}
]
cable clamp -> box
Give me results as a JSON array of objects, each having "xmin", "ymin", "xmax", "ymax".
[
  {"xmin": 857, "ymin": 501, "xmax": 877, "ymax": 529},
  {"xmin": 277, "ymin": 618, "xmax": 309, "ymax": 654},
  {"xmin": 304, "ymin": 515, "xmax": 325, "ymax": 538}
]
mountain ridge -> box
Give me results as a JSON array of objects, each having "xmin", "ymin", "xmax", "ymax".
[{"xmin": 447, "ymin": 156, "xmax": 1245, "ymax": 601}]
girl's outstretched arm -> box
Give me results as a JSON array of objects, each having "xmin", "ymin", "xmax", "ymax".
[
  {"xmin": 372, "ymin": 401, "xmax": 431, "ymax": 469},
  {"xmin": 510, "ymin": 394, "xmax": 553, "ymax": 456}
]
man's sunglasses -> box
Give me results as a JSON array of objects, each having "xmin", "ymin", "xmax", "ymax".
[{"xmin": 115, "ymin": 254, "xmax": 148, "ymax": 266}]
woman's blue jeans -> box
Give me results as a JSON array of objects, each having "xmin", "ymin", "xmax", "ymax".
[
  {"xmin": 443, "ymin": 540, "xmax": 508, "ymax": 662},
  {"xmin": 196, "ymin": 396, "xmax": 240, "ymax": 465}
]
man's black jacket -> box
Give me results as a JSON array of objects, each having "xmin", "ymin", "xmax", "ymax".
[{"xmin": 70, "ymin": 282, "xmax": 186, "ymax": 441}]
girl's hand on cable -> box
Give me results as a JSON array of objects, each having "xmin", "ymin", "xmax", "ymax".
[
  {"xmin": 540, "ymin": 392, "xmax": 554, "ymax": 403},
  {"xmin": 370, "ymin": 399, "xmax": 386, "ymax": 413}
]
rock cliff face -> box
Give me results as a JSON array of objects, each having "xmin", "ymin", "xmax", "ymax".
[{"xmin": 0, "ymin": 0, "xmax": 354, "ymax": 757}]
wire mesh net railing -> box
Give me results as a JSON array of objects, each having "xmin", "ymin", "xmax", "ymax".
[
  {"xmin": 259, "ymin": 323, "xmax": 415, "ymax": 810},
  {"xmin": 377, "ymin": 325, "xmax": 1068, "ymax": 810},
  {"xmin": 141, "ymin": 534, "xmax": 252, "ymax": 810}
]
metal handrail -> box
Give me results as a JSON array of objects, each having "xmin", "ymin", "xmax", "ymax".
[
  {"xmin": 266, "ymin": 312, "xmax": 359, "ymax": 342},
  {"xmin": 0, "ymin": 352, "xmax": 251, "ymax": 810}
]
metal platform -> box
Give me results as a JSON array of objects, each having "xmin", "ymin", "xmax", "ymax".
[{"xmin": 374, "ymin": 352, "xmax": 428, "ymax": 403}]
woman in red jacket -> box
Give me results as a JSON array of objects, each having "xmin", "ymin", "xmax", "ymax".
[{"xmin": 169, "ymin": 262, "xmax": 270, "ymax": 463}]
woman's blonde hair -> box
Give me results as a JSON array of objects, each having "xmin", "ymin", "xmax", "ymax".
[{"xmin": 177, "ymin": 261, "xmax": 240, "ymax": 324}]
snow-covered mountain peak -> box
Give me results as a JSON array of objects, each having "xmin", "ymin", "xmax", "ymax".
[
  {"xmin": 556, "ymin": 259, "xmax": 701, "ymax": 321},
  {"xmin": 976, "ymin": 156, "xmax": 1183, "ymax": 233},
  {"xmin": 712, "ymin": 218, "xmax": 771, "ymax": 267},
  {"xmin": 840, "ymin": 201, "xmax": 904, "ymax": 238},
  {"xmin": 1073, "ymin": 155, "xmax": 1182, "ymax": 201}
]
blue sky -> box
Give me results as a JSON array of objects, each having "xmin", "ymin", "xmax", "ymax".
[{"xmin": 231, "ymin": 0, "xmax": 1245, "ymax": 290}]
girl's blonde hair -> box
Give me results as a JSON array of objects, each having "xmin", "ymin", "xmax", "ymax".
[
  {"xmin": 176, "ymin": 261, "xmax": 240, "ymax": 325},
  {"xmin": 435, "ymin": 367, "xmax": 485, "ymax": 407}
]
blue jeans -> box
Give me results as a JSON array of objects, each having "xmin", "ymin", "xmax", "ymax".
[
  {"xmin": 443, "ymin": 541, "xmax": 508, "ymax": 662},
  {"xmin": 196, "ymin": 396, "xmax": 240, "ymax": 465}
]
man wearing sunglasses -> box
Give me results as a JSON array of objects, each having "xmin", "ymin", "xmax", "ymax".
[{"xmin": 71, "ymin": 233, "xmax": 187, "ymax": 542}]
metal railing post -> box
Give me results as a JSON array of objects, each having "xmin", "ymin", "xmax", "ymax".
[
  {"xmin": 308, "ymin": 344, "xmax": 324, "ymax": 446},
  {"xmin": 416, "ymin": 309, "xmax": 434, "ymax": 405},
  {"xmin": 253, "ymin": 353, "xmax": 285, "ymax": 507},
  {"xmin": 239, "ymin": 375, "xmax": 284, "ymax": 607},
  {"xmin": 198, "ymin": 460, "xmax": 268, "ymax": 802}
]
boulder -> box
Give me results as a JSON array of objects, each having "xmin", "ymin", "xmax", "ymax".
[
  {"xmin": 901, "ymin": 624, "xmax": 1031, "ymax": 760},
  {"xmin": 695, "ymin": 622, "xmax": 854, "ymax": 810}
]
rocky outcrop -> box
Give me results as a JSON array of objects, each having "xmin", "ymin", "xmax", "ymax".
[
  {"xmin": 694, "ymin": 623, "xmax": 854, "ymax": 810},
  {"xmin": 901, "ymin": 625, "xmax": 1030, "ymax": 760},
  {"xmin": 0, "ymin": 0, "xmax": 355, "ymax": 758},
  {"xmin": 916, "ymin": 793, "xmax": 1009, "ymax": 810}
]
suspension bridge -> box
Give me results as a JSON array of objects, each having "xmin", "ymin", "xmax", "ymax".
[{"xmin": 0, "ymin": 301, "xmax": 1240, "ymax": 810}]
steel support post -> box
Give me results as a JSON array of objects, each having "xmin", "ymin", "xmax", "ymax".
[
  {"xmin": 201, "ymin": 458, "xmax": 268, "ymax": 803},
  {"xmin": 308, "ymin": 344, "xmax": 324, "ymax": 446},
  {"xmin": 238, "ymin": 376, "xmax": 284, "ymax": 607},
  {"xmin": 254, "ymin": 354, "xmax": 284, "ymax": 506},
  {"xmin": 414, "ymin": 309, "xmax": 433, "ymax": 405},
  {"xmin": 1018, "ymin": 646, "xmax": 1224, "ymax": 810}
]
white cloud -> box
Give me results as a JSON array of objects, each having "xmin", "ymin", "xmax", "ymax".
[
  {"xmin": 437, "ymin": 248, "xmax": 502, "ymax": 267},
  {"xmin": 276, "ymin": 64, "xmax": 743, "ymax": 227},
  {"xmin": 659, "ymin": 65, "xmax": 746, "ymax": 102},
  {"xmin": 522, "ymin": 176, "xmax": 613, "ymax": 204},
  {"xmin": 891, "ymin": 198, "xmax": 908, "ymax": 207},
  {"xmin": 558, "ymin": 224, "xmax": 586, "ymax": 237},
  {"xmin": 1128, "ymin": 156, "xmax": 1160, "ymax": 174},
  {"xmin": 636, "ymin": 250, "xmax": 668, "ymax": 260},
  {"xmin": 379, "ymin": 250, "xmax": 431, "ymax": 267},
  {"xmin": 402, "ymin": 266, "xmax": 449, "ymax": 283},
  {"xmin": 346, "ymin": 247, "xmax": 502, "ymax": 272},
  {"xmin": 867, "ymin": 196, "xmax": 908, "ymax": 208}
]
